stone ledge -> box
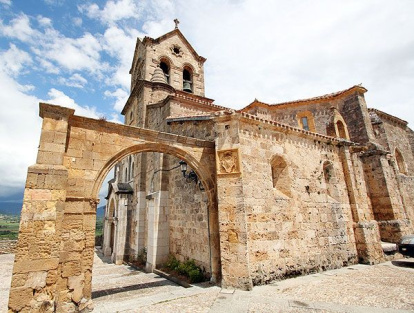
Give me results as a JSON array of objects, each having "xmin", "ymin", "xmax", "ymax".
[{"xmin": 153, "ymin": 268, "xmax": 192, "ymax": 288}]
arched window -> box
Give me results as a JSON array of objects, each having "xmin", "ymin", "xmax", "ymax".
[
  {"xmin": 327, "ymin": 109, "xmax": 350, "ymax": 140},
  {"xmin": 108, "ymin": 199, "xmax": 115, "ymax": 218},
  {"xmin": 336, "ymin": 120, "xmax": 347, "ymax": 139},
  {"xmin": 323, "ymin": 161, "xmax": 338, "ymax": 200},
  {"xmin": 271, "ymin": 156, "xmax": 291, "ymax": 197},
  {"xmin": 183, "ymin": 67, "xmax": 193, "ymax": 93},
  {"xmin": 160, "ymin": 60, "xmax": 170, "ymax": 84},
  {"xmin": 395, "ymin": 149, "xmax": 407, "ymax": 175}
]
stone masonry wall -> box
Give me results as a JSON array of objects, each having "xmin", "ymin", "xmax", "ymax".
[
  {"xmin": 238, "ymin": 118, "xmax": 358, "ymax": 285},
  {"xmin": 371, "ymin": 123, "xmax": 389, "ymax": 149},
  {"xmin": 339, "ymin": 93, "xmax": 375, "ymax": 144},
  {"xmin": 248, "ymin": 91, "xmax": 375, "ymax": 146},
  {"xmin": 381, "ymin": 120, "xmax": 414, "ymax": 174},
  {"xmin": 269, "ymin": 102, "xmax": 332, "ymax": 134},
  {"xmin": 399, "ymin": 175, "xmax": 414, "ymax": 232},
  {"xmin": 361, "ymin": 155, "xmax": 396, "ymax": 222},
  {"xmin": 361, "ymin": 151, "xmax": 409, "ymax": 243},
  {"xmin": 168, "ymin": 155, "xmax": 211, "ymax": 272}
]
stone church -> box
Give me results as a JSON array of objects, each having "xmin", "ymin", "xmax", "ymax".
[{"xmin": 102, "ymin": 25, "xmax": 414, "ymax": 289}]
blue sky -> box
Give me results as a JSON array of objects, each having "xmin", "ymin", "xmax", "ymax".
[{"xmin": 1, "ymin": 0, "xmax": 414, "ymax": 212}]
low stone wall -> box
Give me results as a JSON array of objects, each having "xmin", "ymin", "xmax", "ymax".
[{"xmin": 0, "ymin": 240, "xmax": 17, "ymax": 254}]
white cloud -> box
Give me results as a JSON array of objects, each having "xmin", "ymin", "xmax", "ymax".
[
  {"xmin": 1, "ymin": 13, "xmax": 107, "ymax": 76},
  {"xmin": 0, "ymin": 71, "xmax": 41, "ymax": 197},
  {"xmin": 37, "ymin": 15, "xmax": 52, "ymax": 27},
  {"xmin": 43, "ymin": 0, "xmax": 64, "ymax": 6},
  {"xmin": 108, "ymin": 113, "xmax": 122, "ymax": 124},
  {"xmin": 18, "ymin": 84, "xmax": 35, "ymax": 92},
  {"xmin": 0, "ymin": 0, "xmax": 11, "ymax": 6},
  {"xmin": 44, "ymin": 88, "xmax": 100, "ymax": 118},
  {"xmin": 0, "ymin": 14, "xmax": 35, "ymax": 42},
  {"xmin": 58, "ymin": 73, "xmax": 88, "ymax": 88},
  {"xmin": 102, "ymin": 26, "xmax": 141, "ymax": 88},
  {"xmin": 0, "ymin": 44, "xmax": 32, "ymax": 76},
  {"xmin": 73, "ymin": 17, "xmax": 82, "ymax": 27},
  {"xmin": 79, "ymin": 0, "xmax": 140, "ymax": 25},
  {"xmin": 104, "ymin": 88, "xmax": 129, "ymax": 112},
  {"xmin": 40, "ymin": 32, "xmax": 103, "ymax": 73},
  {"xmin": 37, "ymin": 58, "xmax": 60, "ymax": 74}
]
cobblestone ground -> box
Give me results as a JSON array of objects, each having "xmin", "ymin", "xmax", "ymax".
[{"xmin": 1, "ymin": 251, "xmax": 413, "ymax": 313}]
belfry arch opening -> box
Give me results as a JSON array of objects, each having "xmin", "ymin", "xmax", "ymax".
[
  {"xmin": 183, "ymin": 67, "xmax": 193, "ymax": 93},
  {"xmin": 160, "ymin": 60, "xmax": 170, "ymax": 84}
]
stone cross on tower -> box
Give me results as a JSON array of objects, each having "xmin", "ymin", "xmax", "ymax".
[{"xmin": 174, "ymin": 18, "xmax": 180, "ymax": 29}]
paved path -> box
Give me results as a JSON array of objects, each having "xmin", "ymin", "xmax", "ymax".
[
  {"xmin": 1, "ymin": 251, "xmax": 414, "ymax": 312},
  {"xmin": 0, "ymin": 254, "xmax": 13, "ymax": 312}
]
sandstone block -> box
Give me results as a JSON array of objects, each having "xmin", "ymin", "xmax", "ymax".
[
  {"xmin": 62, "ymin": 261, "xmax": 81, "ymax": 278},
  {"xmin": 13, "ymin": 258, "xmax": 59, "ymax": 274},
  {"xmin": 46, "ymin": 269, "xmax": 58, "ymax": 285},
  {"xmin": 37, "ymin": 151, "xmax": 64, "ymax": 165},
  {"xmin": 10, "ymin": 273, "xmax": 28, "ymax": 288},
  {"xmin": 8, "ymin": 287, "xmax": 32, "ymax": 311},
  {"xmin": 24, "ymin": 271, "xmax": 47, "ymax": 290}
]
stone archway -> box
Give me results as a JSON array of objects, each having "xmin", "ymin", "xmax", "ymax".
[{"xmin": 8, "ymin": 103, "xmax": 220, "ymax": 312}]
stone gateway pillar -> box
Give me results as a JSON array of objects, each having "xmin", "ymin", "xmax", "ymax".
[
  {"xmin": 214, "ymin": 113, "xmax": 253, "ymax": 290},
  {"xmin": 8, "ymin": 105, "xmax": 75, "ymax": 312}
]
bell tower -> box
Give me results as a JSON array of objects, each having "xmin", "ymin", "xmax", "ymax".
[{"xmin": 123, "ymin": 21, "xmax": 207, "ymax": 127}]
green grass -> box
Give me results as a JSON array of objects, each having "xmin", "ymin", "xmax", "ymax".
[
  {"xmin": 95, "ymin": 218, "xmax": 103, "ymax": 237},
  {"xmin": 0, "ymin": 214, "xmax": 104, "ymax": 240},
  {"xmin": 0, "ymin": 215, "xmax": 20, "ymax": 240}
]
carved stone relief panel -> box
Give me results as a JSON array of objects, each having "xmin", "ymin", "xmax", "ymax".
[{"xmin": 216, "ymin": 148, "xmax": 241, "ymax": 175}]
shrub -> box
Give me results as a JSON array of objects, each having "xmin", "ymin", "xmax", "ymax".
[
  {"xmin": 137, "ymin": 247, "xmax": 147, "ymax": 264},
  {"xmin": 166, "ymin": 254, "xmax": 180, "ymax": 271},
  {"xmin": 164, "ymin": 255, "xmax": 205, "ymax": 283},
  {"xmin": 188, "ymin": 268, "xmax": 204, "ymax": 283}
]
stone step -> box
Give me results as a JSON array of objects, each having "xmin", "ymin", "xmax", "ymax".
[{"xmin": 381, "ymin": 241, "xmax": 397, "ymax": 253}]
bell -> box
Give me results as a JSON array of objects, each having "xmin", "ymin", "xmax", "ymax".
[{"xmin": 183, "ymin": 81, "xmax": 192, "ymax": 93}]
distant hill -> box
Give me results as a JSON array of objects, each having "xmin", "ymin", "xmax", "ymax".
[
  {"xmin": 0, "ymin": 202, "xmax": 22, "ymax": 216},
  {"xmin": 0, "ymin": 202, "xmax": 106, "ymax": 217},
  {"xmin": 96, "ymin": 205, "xmax": 105, "ymax": 217}
]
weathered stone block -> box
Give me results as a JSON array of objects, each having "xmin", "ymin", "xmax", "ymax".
[
  {"xmin": 24, "ymin": 271, "xmax": 47, "ymax": 290},
  {"xmin": 62, "ymin": 261, "xmax": 82, "ymax": 278},
  {"xmin": 8, "ymin": 287, "xmax": 32, "ymax": 311}
]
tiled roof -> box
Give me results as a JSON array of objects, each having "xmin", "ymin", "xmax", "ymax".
[
  {"xmin": 117, "ymin": 183, "xmax": 134, "ymax": 194},
  {"xmin": 166, "ymin": 112, "xmax": 214, "ymax": 122},
  {"xmin": 174, "ymin": 90, "xmax": 229, "ymax": 111},
  {"xmin": 240, "ymin": 85, "xmax": 367, "ymax": 112},
  {"xmin": 368, "ymin": 108, "xmax": 407, "ymax": 126},
  {"xmin": 239, "ymin": 111, "xmax": 354, "ymax": 145}
]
